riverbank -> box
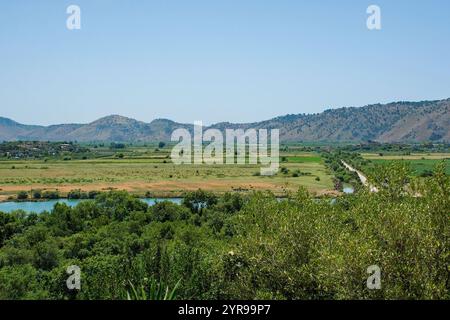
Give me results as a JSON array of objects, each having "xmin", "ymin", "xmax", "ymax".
[
  {"xmin": 0, "ymin": 198, "xmax": 184, "ymax": 213},
  {"xmin": 0, "ymin": 187, "xmax": 341, "ymax": 203}
]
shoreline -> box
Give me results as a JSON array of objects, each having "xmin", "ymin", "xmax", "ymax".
[
  {"xmin": 0, "ymin": 189, "xmax": 342, "ymax": 203},
  {"xmin": 0, "ymin": 195, "xmax": 184, "ymax": 204}
]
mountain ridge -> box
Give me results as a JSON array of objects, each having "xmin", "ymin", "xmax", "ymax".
[{"xmin": 1, "ymin": 99, "xmax": 449, "ymax": 143}]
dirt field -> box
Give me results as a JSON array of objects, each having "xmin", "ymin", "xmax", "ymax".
[{"xmin": 0, "ymin": 153, "xmax": 335, "ymax": 199}]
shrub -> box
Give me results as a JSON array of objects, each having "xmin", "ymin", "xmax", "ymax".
[
  {"xmin": 32, "ymin": 190, "xmax": 42, "ymax": 199},
  {"xmin": 42, "ymin": 190, "xmax": 60, "ymax": 199},
  {"xmin": 88, "ymin": 191, "xmax": 99, "ymax": 199},
  {"xmin": 17, "ymin": 191, "xmax": 28, "ymax": 200}
]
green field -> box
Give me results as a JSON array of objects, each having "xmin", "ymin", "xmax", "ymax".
[
  {"xmin": 284, "ymin": 155, "xmax": 322, "ymax": 163},
  {"xmin": 361, "ymin": 153, "xmax": 450, "ymax": 176},
  {"xmin": 369, "ymin": 159, "xmax": 449, "ymax": 175},
  {"xmin": 0, "ymin": 150, "xmax": 335, "ymax": 200},
  {"xmin": 3, "ymin": 145, "xmax": 448, "ymax": 201}
]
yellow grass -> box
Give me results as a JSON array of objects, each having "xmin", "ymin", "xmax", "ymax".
[{"xmin": 0, "ymin": 156, "xmax": 335, "ymax": 198}]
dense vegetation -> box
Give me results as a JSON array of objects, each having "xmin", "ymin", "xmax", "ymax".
[
  {"xmin": 0, "ymin": 162, "xmax": 448, "ymax": 300},
  {"xmin": 339, "ymin": 142, "xmax": 449, "ymax": 154},
  {"xmin": 0, "ymin": 141, "xmax": 90, "ymax": 160},
  {"xmin": 321, "ymin": 150, "xmax": 367, "ymax": 190}
]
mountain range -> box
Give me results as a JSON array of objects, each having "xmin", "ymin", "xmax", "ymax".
[{"xmin": 1, "ymin": 99, "xmax": 449, "ymax": 143}]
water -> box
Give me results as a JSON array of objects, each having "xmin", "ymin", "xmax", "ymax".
[
  {"xmin": 0, "ymin": 198, "xmax": 183, "ymax": 214},
  {"xmin": 343, "ymin": 186, "xmax": 354, "ymax": 194}
]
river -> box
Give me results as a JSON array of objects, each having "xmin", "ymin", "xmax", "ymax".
[{"xmin": 0, "ymin": 198, "xmax": 183, "ymax": 213}]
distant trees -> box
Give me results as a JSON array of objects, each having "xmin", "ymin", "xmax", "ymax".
[
  {"xmin": 321, "ymin": 150, "xmax": 362, "ymax": 186},
  {"xmin": 110, "ymin": 142, "xmax": 126, "ymax": 149},
  {"xmin": 0, "ymin": 141, "xmax": 89, "ymax": 159}
]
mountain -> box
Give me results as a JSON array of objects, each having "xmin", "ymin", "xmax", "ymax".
[
  {"xmin": 214, "ymin": 99, "xmax": 450, "ymax": 143},
  {"xmin": 0, "ymin": 115, "xmax": 190, "ymax": 143},
  {"xmin": 0, "ymin": 99, "xmax": 449, "ymax": 143}
]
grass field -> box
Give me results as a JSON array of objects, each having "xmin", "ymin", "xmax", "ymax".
[
  {"xmin": 361, "ymin": 153, "xmax": 450, "ymax": 176},
  {"xmin": 0, "ymin": 151, "xmax": 335, "ymax": 200},
  {"xmin": 284, "ymin": 155, "xmax": 323, "ymax": 163},
  {"xmin": 361, "ymin": 153, "xmax": 450, "ymax": 160}
]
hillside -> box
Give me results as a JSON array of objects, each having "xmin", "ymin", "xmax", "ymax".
[{"xmin": 0, "ymin": 99, "xmax": 449, "ymax": 142}]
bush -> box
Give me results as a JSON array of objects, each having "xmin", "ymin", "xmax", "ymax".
[
  {"xmin": 42, "ymin": 190, "xmax": 60, "ymax": 199},
  {"xmin": 32, "ymin": 190, "xmax": 42, "ymax": 199},
  {"xmin": 88, "ymin": 191, "xmax": 99, "ymax": 199},
  {"xmin": 151, "ymin": 201, "xmax": 190, "ymax": 222},
  {"xmin": 67, "ymin": 189, "xmax": 88, "ymax": 199},
  {"xmin": 110, "ymin": 142, "xmax": 125, "ymax": 149},
  {"xmin": 17, "ymin": 191, "xmax": 28, "ymax": 200}
]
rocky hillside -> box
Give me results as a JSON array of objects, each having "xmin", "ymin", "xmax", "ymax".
[{"xmin": 1, "ymin": 99, "xmax": 449, "ymax": 142}]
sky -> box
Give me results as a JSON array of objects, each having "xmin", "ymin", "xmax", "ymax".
[{"xmin": 1, "ymin": 0, "xmax": 450, "ymax": 125}]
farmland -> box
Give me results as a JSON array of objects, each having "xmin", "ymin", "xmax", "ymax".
[
  {"xmin": 0, "ymin": 147, "xmax": 334, "ymax": 200},
  {"xmin": 361, "ymin": 153, "xmax": 450, "ymax": 176},
  {"xmin": 1, "ymin": 142, "xmax": 448, "ymax": 201}
]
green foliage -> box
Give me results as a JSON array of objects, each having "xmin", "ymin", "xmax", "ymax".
[
  {"xmin": 42, "ymin": 191, "xmax": 60, "ymax": 199},
  {"xmin": 32, "ymin": 190, "xmax": 42, "ymax": 199},
  {"xmin": 126, "ymin": 278, "xmax": 180, "ymax": 300},
  {"xmin": 0, "ymin": 141, "xmax": 89, "ymax": 160},
  {"xmin": 224, "ymin": 163, "xmax": 449, "ymax": 299},
  {"xmin": 17, "ymin": 191, "xmax": 28, "ymax": 200},
  {"xmin": 110, "ymin": 143, "xmax": 126, "ymax": 149},
  {"xmin": 67, "ymin": 189, "xmax": 89, "ymax": 200},
  {"xmin": 321, "ymin": 150, "xmax": 367, "ymax": 187},
  {"xmin": 182, "ymin": 190, "xmax": 218, "ymax": 213},
  {"xmin": 0, "ymin": 164, "xmax": 448, "ymax": 300}
]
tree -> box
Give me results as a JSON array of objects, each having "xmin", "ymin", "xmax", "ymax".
[{"xmin": 17, "ymin": 191, "xmax": 28, "ymax": 200}]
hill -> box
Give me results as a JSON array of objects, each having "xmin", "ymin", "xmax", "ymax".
[{"xmin": 0, "ymin": 99, "xmax": 449, "ymax": 142}]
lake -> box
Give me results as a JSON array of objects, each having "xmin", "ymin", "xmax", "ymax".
[{"xmin": 0, "ymin": 198, "xmax": 183, "ymax": 213}]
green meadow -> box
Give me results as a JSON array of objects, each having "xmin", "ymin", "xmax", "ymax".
[
  {"xmin": 0, "ymin": 149, "xmax": 334, "ymax": 200},
  {"xmin": 361, "ymin": 153, "xmax": 450, "ymax": 176}
]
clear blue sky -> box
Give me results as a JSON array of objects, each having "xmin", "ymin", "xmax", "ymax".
[{"xmin": 1, "ymin": 0, "xmax": 449, "ymax": 125}]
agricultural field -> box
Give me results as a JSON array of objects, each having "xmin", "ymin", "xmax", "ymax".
[
  {"xmin": 0, "ymin": 148, "xmax": 334, "ymax": 200},
  {"xmin": 361, "ymin": 153, "xmax": 450, "ymax": 176}
]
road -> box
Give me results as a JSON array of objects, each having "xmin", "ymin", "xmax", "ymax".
[{"xmin": 341, "ymin": 160, "xmax": 379, "ymax": 193}]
